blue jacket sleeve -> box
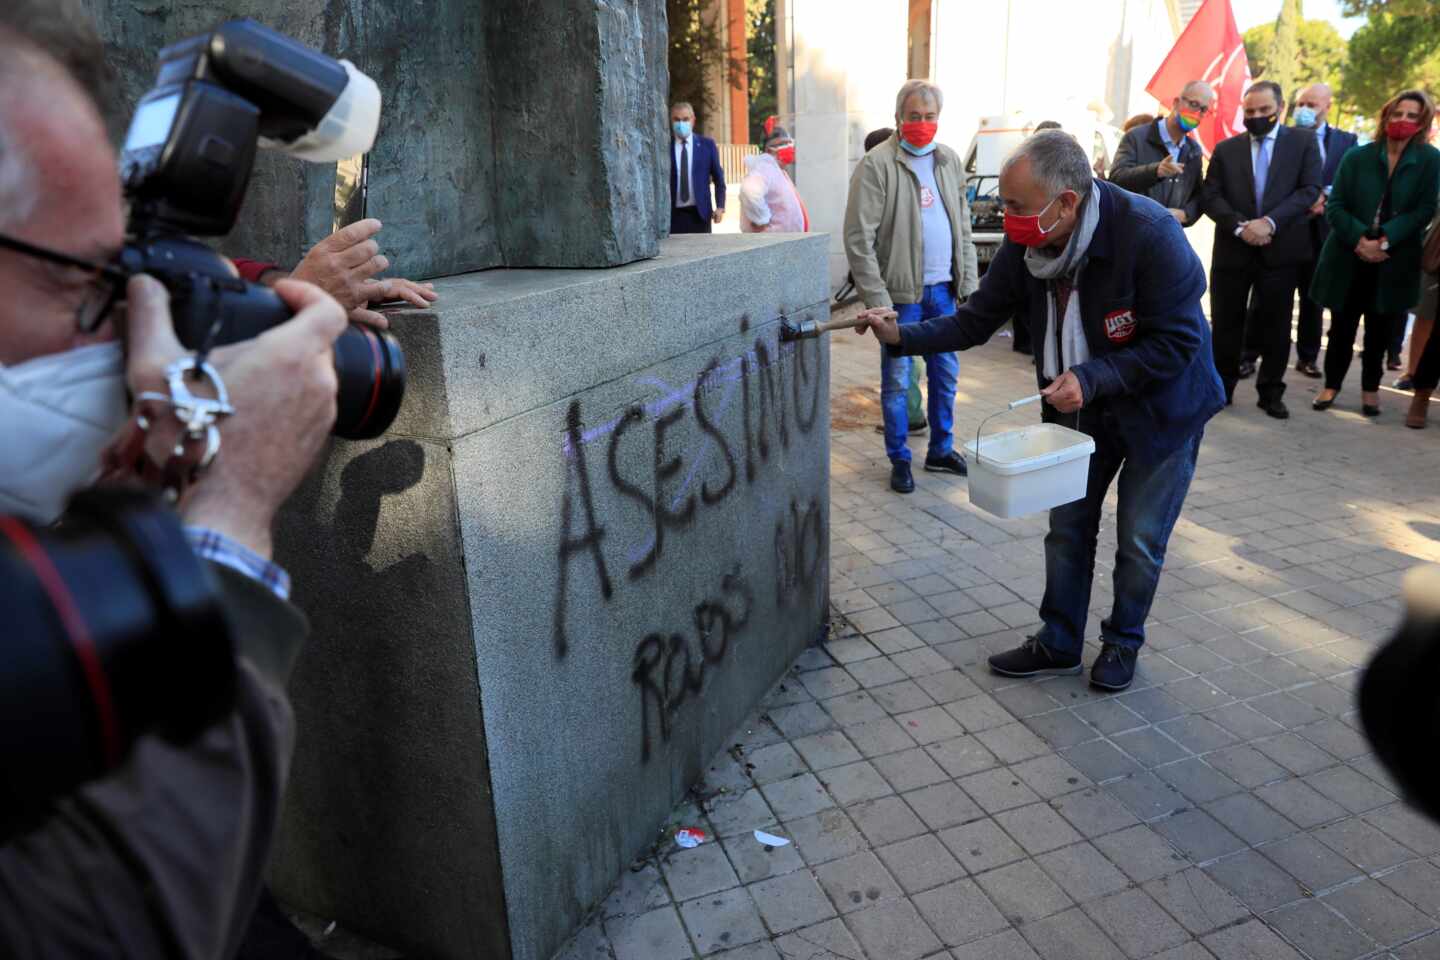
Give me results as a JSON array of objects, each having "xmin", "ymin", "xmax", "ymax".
[
  {"xmin": 1069, "ymin": 215, "xmax": 1208, "ymax": 402},
  {"xmin": 710, "ymin": 141, "xmax": 727, "ymax": 212},
  {"xmin": 893, "ymin": 240, "xmax": 1030, "ymax": 356}
]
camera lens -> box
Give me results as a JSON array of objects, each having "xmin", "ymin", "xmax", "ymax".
[{"xmin": 331, "ymin": 324, "xmax": 406, "ymax": 440}]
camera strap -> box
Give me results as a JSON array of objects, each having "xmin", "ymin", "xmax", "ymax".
[{"xmin": 103, "ymin": 357, "xmax": 234, "ymax": 503}]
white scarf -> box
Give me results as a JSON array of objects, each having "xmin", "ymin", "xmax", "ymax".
[{"xmin": 1024, "ymin": 191, "xmax": 1100, "ymax": 380}]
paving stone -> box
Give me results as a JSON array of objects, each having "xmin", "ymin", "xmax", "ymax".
[
  {"xmin": 877, "ymin": 834, "xmax": 966, "ymax": 894},
  {"xmin": 949, "ymin": 927, "xmax": 1043, "ymax": 960},
  {"xmin": 746, "ymin": 871, "xmax": 837, "ymax": 934},
  {"xmin": 1118, "ymin": 687, "xmax": 1188, "ymax": 723},
  {"xmin": 1313, "ymin": 817, "xmax": 1417, "ymax": 873},
  {"xmin": 1153, "ymin": 808, "xmax": 1247, "ymax": 864},
  {"xmin": 1070, "ymin": 730, "xmax": 1162, "ymax": 784},
  {"xmin": 1051, "ymin": 787, "xmax": 1141, "ymax": 838},
  {"xmin": 1364, "ymin": 803, "xmax": 1440, "ymax": 857},
  {"xmin": 990, "ymin": 682, "xmax": 1064, "ymax": 718},
  {"xmin": 1377, "ymin": 859, "xmax": 1440, "ymax": 920},
  {"xmin": 892, "ymin": 646, "xmax": 955, "ymax": 678},
  {"xmin": 769, "ymin": 917, "xmax": 862, "ymax": 959},
  {"xmin": 1205, "ymin": 702, "xmax": 1286, "ymax": 741},
  {"xmin": 1205, "ymin": 744, "xmax": 1290, "ymax": 789},
  {"xmin": 821, "ymin": 691, "xmax": 888, "ymax": 726},
  {"xmin": 1262, "ymin": 832, "xmax": 1365, "ymax": 892},
  {"xmin": 1010, "ymin": 753, "xmax": 1091, "ymax": 799},
  {"xmin": 678, "ymin": 887, "xmax": 768, "ymax": 954},
  {"xmin": 1201, "ymin": 918, "xmax": 1307, "ymax": 960},
  {"xmin": 661, "ymin": 841, "xmax": 741, "ymax": 902},
  {"xmin": 1112, "ymin": 727, "xmax": 1193, "ymax": 767},
  {"xmin": 1203, "ymin": 848, "xmax": 1306, "ymax": 912},
  {"xmin": 708, "ymin": 788, "xmax": 777, "ymax": 840},
  {"xmin": 787, "ymin": 809, "xmax": 868, "ymax": 866},
  {"xmin": 938, "ymin": 819, "xmax": 1028, "ymax": 874},
  {"xmin": 844, "ymin": 716, "xmax": 919, "ymax": 758},
  {"xmin": 1082, "ymin": 887, "xmax": 1191, "ymax": 959},
  {"xmin": 1019, "ymin": 906, "xmax": 1126, "ymax": 960},
  {"xmin": 911, "ymin": 877, "xmax": 1011, "ymax": 946},
  {"xmin": 601, "ymin": 861, "xmax": 671, "ymax": 920},
  {"xmin": 976, "ymin": 859, "xmax": 1073, "ymax": 924},
  {"xmin": 846, "ymin": 657, "xmax": 909, "ymax": 690},
  {"xmin": 975, "ymin": 722, "xmax": 1052, "ymax": 764},
  {"xmin": 1295, "ymin": 719, "xmax": 1370, "ymax": 762},
  {"xmin": 844, "ymin": 897, "xmax": 943, "ymax": 960},
  {"xmin": 1142, "ymin": 868, "xmax": 1248, "ymax": 935},
  {"xmin": 848, "ymin": 794, "xmax": 928, "ymax": 847},
  {"xmin": 762, "ymin": 773, "xmax": 836, "ymax": 821},
  {"xmin": 1023, "ymin": 710, "xmax": 1101, "ymax": 750},
  {"xmin": 747, "ymin": 742, "xmax": 809, "ymax": 784},
  {"xmin": 709, "ymin": 941, "xmax": 780, "ymax": 960},
  {"xmin": 1396, "ymin": 931, "xmax": 1440, "ymax": 959},
  {"xmin": 1034, "ymin": 841, "xmax": 1130, "ymax": 901},
  {"xmin": 869, "ymin": 624, "xmax": 929, "ymax": 655},
  {"xmin": 1255, "ymin": 778, "xmax": 1349, "ymax": 829},
  {"xmin": 925, "ymin": 735, "xmax": 1001, "ymax": 779},
  {"xmin": 826, "ymin": 635, "xmax": 883, "ymax": 664},
  {"xmin": 553, "ymin": 921, "xmax": 611, "ymax": 960},
  {"xmin": 904, "ymin": 781, "xmax": 986, "ymax": 832},
  {"xmin": 792, "ymin": 730, "xmax": 864, "ymax": 772},
  {"xmin": 1266, "ymin": 899, "xmax": 1378, "ymax": 960},
  {"xmin": 896, "ymin": 705, "xmax": 968, "ymax": 745},
  {"xmin": 1147, "ymin": 944, "xmax": 1220, "ymax": 960},
  {"xmin": 1074, "ymin": 698, "xmax": 1150, "ymax": 736},
  {"xmin": 1156, "ymin": 714, "xmax": 1239, "ymax": 755},
  {"xmin": 1204, "ymin": 792, "xmax": 1299, "ymax": 846},
  {"xmin": 813, "ymin": 850, "xmax": 903, "ymax": 914},
  {"xmin": 873, "ymin": 747, "xmax": 949, "ymax": 793},
  {"xmin": 604, "ymin": 906, "xmax": 693, "ymax": 960},
  {"xmin": 915, "ymin": 669, "xmax": 983, "ymax": 704},
  {"xmin": 799, "ymin": 666, "xmax": 862, "ymax": 700},
  {"xmin": 1322, "ymin": 878, "xmax": 1435, "ymax": 948},
  {"xmin": 1095, "ymin": 824, "xmax": 1188, "ymax": 882},
  {"xmin": 958, "ymin": 768, "xmax": 1042, "ymax": 814},
  {"xmin": 1303, "ymin": 765, "xmax": 1396, "ymax": 815},
  {"xmin": 720, "ymin": 831, "xmax": 805, "ymax": 885},
  {"xmin": 1153, "ymin": 758, "xmax": 1245, "ymax": 805},
  {"xmin": 944, "ymin": 694, "xmax": 1014, "ymax": 732},
  {"xmin": 874, "ymin": 680, "xmax": 939, "ymax": 715}
]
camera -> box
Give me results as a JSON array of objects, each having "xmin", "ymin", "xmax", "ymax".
[
  {"xmin": 117, "ymin": 19, "xmax": 404, "ymax": 440},
  {"xmin": 0, "ymin": 490, "xmax": 234, "ymax": 841}
]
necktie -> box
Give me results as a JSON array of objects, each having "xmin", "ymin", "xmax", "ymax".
[
  {"xmin": 1254, "ymin": 136, "xmax": 1271, "ymax": 214},
  {"xmin": 680, "ymin": 141, "xmax": 691, "ymax": 205}
]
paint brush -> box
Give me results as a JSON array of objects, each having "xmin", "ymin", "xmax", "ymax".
[{"xmin": 778, "ymin": 313, "xmax": 874, "ymax": 342}]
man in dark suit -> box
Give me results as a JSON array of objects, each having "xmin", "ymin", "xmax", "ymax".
[
  {"xmin": 1202, "ymin": 81, "xmax": 1322, "ymax": 418},
  {"xmin": 669, "ymin": 101, "xmax": 726, "ymax": 234},
  {"xmin": 1109, "ymin": 80, "xmax": 1212, "ymax": 229}
]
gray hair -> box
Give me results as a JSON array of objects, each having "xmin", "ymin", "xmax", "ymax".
[
  {"xmin": 0, "ymin": 113, "xmax": 37, "ymax": 231},
  {"xmin": 894, "ymin": 79, "xmax": 943, "ymax": 121},
  {"xmin": 670, "ymin": 100, "xmax": 695, "ymax": 115},
  {"xmin": 1002, "ymin": 130, "xmax": 1093, "ymax": 198}
]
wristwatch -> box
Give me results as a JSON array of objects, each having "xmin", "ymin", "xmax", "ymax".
[{"xmin": 1380, "ymin": 239, "xmax": 1391, "ymax": 252}]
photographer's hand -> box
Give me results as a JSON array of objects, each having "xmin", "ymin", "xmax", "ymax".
[
  {"xmin": 288, "ymin": 219, "xmax": 438, "ymax": 329},
  {"xmin": 124, "ymin": 275, "xmax": 345, "ymax": 559}
]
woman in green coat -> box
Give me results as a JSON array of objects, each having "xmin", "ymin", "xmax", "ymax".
[{"xmin": 1311, "ymin": 90, "xmax": 1440, "ymax": 417}]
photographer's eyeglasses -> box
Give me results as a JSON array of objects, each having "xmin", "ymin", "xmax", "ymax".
[
  {"xmin": 0, "ymin": 233, "xmax": 128, "ymax": 334},
  {"xmin": 1178, "ymin": 96, "xmax": 1212, "ymax": 116}
]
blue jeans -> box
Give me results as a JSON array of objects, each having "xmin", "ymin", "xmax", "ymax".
[
  {"xmin": 883, "ymin": 283, "xmax": 959, "ymax": 463},
  {"xmin": 1037, "ymin": 407, "xmax": 1200, "ymax": 656}
]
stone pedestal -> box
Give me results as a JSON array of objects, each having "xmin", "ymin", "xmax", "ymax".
[{"xmin": 270, "ymin": 234, "xmax": 831, "ymax": 960}]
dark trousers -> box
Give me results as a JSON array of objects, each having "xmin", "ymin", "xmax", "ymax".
[
  {"xmin": 1242, "ymin": 256, "xmax": 1321, "ymax": 365},
  {"xmin": 670, "ymin": 205, "xmax": 711, "ymax": 234},
  {"xmin": 1211, "ymin": 262, "xmax": 1298, "ymax": 402},
  {"xmin": 1322, "ymin": 264, "xmax": 1401, "ymax": 393},
  {"xmin": 1416, "ymin": 319, "xmax": 1440, "ymax": 391}
]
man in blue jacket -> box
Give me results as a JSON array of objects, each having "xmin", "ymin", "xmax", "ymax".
[
  {"xmin": 669, "ymin": 101, "xmax": 726, "ymax": 234},
  {"xmin": 854, "ymin": 130, "xmax": 1224, "ymax": 691}
]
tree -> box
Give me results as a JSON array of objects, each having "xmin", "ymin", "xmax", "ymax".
[
  {"xmin": 1343, "ymin": 11, "xmax": 1440, "ymax": 118},
  {"xmin": 667, "ymin": 0, "xmax": 743, "ymax": 135},
  {"xmin": 746, "ymin": 0, "xmax": 778, "ymax": 144},
  {"xmin": 1265, "ymin": 0, "xmax": 1304, "ymax": 103},
  {"xmin": 1242, "ymin": 18, "xmax": 1349, "ymax": 106}
]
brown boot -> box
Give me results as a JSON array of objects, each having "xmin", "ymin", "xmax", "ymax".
[{"xmin": 1408, "ymin": 389, "xmax": 1432, "ymax": 429}]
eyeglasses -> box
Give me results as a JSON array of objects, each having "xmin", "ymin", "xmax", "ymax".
[
  {"xmin": 1178, "ymin": 97, "xmax": 1211, "ymax": 115},
  {"xmin": 0, "ymin": 233, "xmax": 128, "ymax": 333}
]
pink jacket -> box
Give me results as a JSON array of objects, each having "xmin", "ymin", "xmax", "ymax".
[{"xmin": 739, "ymin": 154, "xmax": 808, "ymax": 233}]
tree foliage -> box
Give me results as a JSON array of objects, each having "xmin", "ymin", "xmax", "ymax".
[
  {"xmin": 1343, "ymin": 12, "xmax": 1440, "ymax": 118},
  {"xmin": 1264, "ymin": 0, "xmax": 1304, "ymax": 103},
  {"xmin": 746, "ymin": 0, "xmax": 777, "ymax": 144},
  {"xmin": 1244, "ymin": 18, "xmax": 1348, "ymax": 102},
  {"xmin": 666, "ymin": 0, "xmax": 742, "ymax": 135}
]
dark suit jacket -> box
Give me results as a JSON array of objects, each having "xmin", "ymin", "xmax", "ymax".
[
  {"xmin": 1309, "ymin": 123, "xmax": 1360, "ymax": 247},
  {"xmin": 669, "ymin": 134, "xmax": 726, "ymax": 220},
  {"xmin": 1108, "ymin": 118, "xmax": 1205, "ymax": 228},
  {"xmin": 892, "ymin": 180, "xmax": 1225, "ymax": 464},
  {"xmin": 1202, "ymin": 125, "xmax": 1322, "ymax": 269}
]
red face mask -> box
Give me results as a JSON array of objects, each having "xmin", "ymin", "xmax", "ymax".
[
  {"xmin": 900, "ymin": 121, "xmax": 938, "ymax": 149},
  {"xmin": 1003, "ymin": 195, "xmax": 1063, "ymax": 247},
  {"xmin": 774, "ymin": 145, "xmax": 796, "ymax": 166},
  {"xmin": 1387, "ymin": 119, "xmax": 1423, "ymax": 142}
]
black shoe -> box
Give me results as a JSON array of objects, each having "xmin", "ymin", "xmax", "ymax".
[
  {"xmin": 923, "ymin": 451, "xmax": 968, "ymax": 476},
  {"xmin": 1296, "ymin": 361, "xmax": 1322, "ymax": 378},
  {"xmin": 1258, "ymin": 397, "xmax": 1289, "ymax": 419},
  {"xmin": 1313, "ymin": 392, "xmax": 1337, "ymax": 411},
  {"xmin": 1362, "ymin": 403, "xmax": 1381, "ymax": 418},
  {"xmin": 910, "ymin": 417, "xmax": 929, "ymax": 435},
  {"xmin": 1237, "ymin": 360, "xmax": 1257, "ymax": 379},
  {"xmin": 1395, "ymin": 375, "xmax": 1415, "ymax": 391},
  {"xmin": 989, "ymin": 635, "xmax": 1082, "ymax": 678},
  {"xmin": 890, "ymin": 460, "xmax": 915, "ymax": 494},
  {"xmin": 1090, "ymin": 644, "xmax": 1138, "ymax": 691}
]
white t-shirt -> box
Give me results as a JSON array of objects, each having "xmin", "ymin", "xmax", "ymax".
[{"xmin": 904, "ymin": 151, "xmax": 953, "ymax": 286}]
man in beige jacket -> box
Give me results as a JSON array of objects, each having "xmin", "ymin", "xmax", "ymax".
[{"xmin": 844, "ymin": 79, "xmax": 979, "ymax": 493}]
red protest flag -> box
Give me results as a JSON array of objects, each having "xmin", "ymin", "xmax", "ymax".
[{"xmin": 1145, "ymin": 0, "xmax": 1251, "ymax": 156}]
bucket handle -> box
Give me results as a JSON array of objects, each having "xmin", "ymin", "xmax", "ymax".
[{"xmin": 973, "ymin": 394, "xmax": 1042, "ymax": 467}]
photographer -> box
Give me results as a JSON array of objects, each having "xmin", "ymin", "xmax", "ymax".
[{"xmin": 0, "ymin": 8, "xmax": 344, "ymax": 958}]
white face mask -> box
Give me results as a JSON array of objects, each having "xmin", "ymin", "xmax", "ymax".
[{"xmin": 0, "ymin": 341, "xmax": 128, "ymax": 523}]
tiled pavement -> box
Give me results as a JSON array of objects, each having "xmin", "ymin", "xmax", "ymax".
[{"xmin": 553, "ymin": 316, "xmax": 1440, "ymax": 960}]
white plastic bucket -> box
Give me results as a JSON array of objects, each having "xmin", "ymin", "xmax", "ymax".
[{"xmin": 961, "ymin": 412, "xmax": 1095, "ymax": 519}]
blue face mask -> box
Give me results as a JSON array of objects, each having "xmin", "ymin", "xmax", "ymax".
[
  {"xmin": 1293, "ymin": 106, "xmax": 1318, "ymax": 129},
  {"xmin": 899, "ymin": 139, "xmax": 937, "ymax": 157},
  {"xmin": 672, "ymin": 120, "xmax": 692, "ymax": 139}
]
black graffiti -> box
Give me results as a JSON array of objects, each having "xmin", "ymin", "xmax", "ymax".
[
  {"xmin": 693, "ymin": 358, "xmax": 736, "ymax": 506},
  {"xmin": 774, "ymin": 497, "xmax": 825, "ymax": 607},
  {"xmin": 633, "ymin": 568, "xmax": 754, "ymax": 762},
  {"xmin": 554, "ymin": 400, "xmax": 613, "ymax": 659}
]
